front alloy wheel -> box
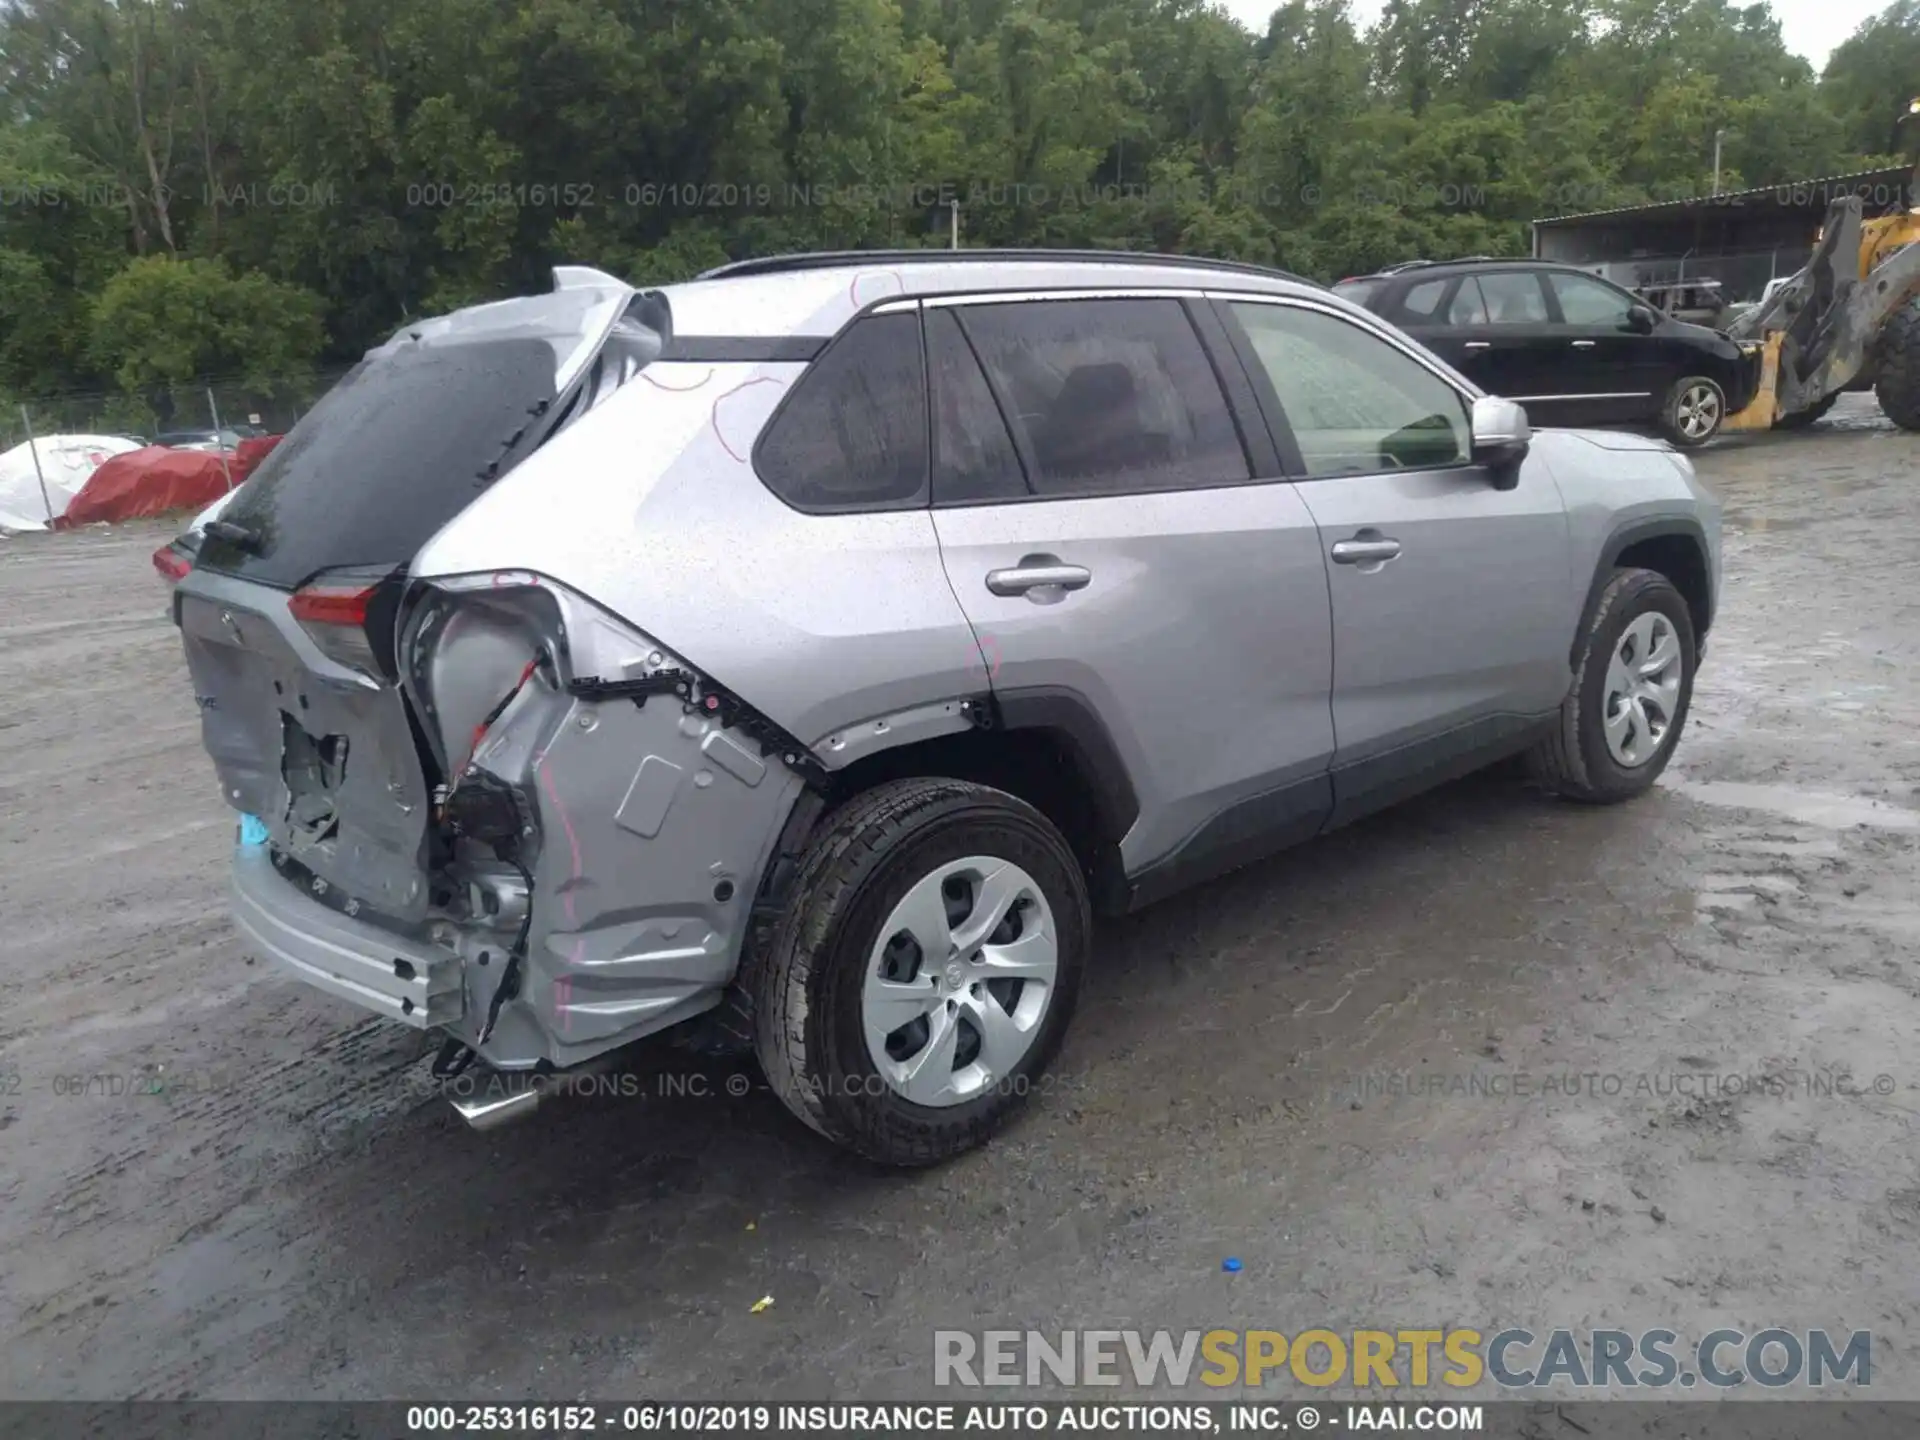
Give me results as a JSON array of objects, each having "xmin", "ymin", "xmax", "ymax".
[
  {"xmin": 1527, "ymin": 566, "xmax": 1697, "ymax": 803},
  {"xmin": 1601, "ymin": 612, "xmax": 1684, "ymax": 768}
]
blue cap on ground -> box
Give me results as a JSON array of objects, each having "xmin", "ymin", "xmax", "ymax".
[{"xmin": 1222, "ymin": 1257, "xmax": 1243, "ymax": 1273}]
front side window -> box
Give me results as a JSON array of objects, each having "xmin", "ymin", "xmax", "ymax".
[
  {"xmin": 953, "ymin": 298, "xmax": 1250, "ymax": 498},
  {"xmin": 1229, "ymin": 301, "xmax": 1471, "ymax": 477},
  {"xmin": 1548, "ymin": 272, "xmax": 1636, "ymax": 328},
  {"xmin": 1477, "ymin": 271, "xmax": 1550, "ymax": 326},
  {"xmin": 755, "ymin": 312, "xmax": 927, "ymax": 511}
]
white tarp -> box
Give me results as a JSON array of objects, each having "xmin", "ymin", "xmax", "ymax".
[{"xmin": 0, "ymin": 434, "xmax": 144, "ymax": 532}]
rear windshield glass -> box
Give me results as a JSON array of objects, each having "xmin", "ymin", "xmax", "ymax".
[
  {"xmin": 1332, "ymin": 279, "xmax": 1381, "ymax": 308},
  {"xmin": 195, "ymin": 338, "xmax": 559, "ymax": 587}
]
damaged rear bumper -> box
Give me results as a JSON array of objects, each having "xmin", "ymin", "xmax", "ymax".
[{"xmin": 231, "ymin": 843, "xmax": 464, "ymax": 1028}]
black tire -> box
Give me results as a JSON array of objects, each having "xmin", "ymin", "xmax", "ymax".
[
  {"xmin": 1775, "ymin": 392, "xmax": 1840, "ymax": 430},
  {"xmin": 1528, "ymin": 568, "xmax": 1697, "ymax": 804},
  {"xmin": 1873, "ymin": 298, "xmax": 1920, "ymax": 431},
  {"xmin": 750, "ymin": 777, "xmax": 1089, "ymax": 1166},
  {"xmin": 1660, "ymin": 374, "xmax": 1726, "ymax": 447}
]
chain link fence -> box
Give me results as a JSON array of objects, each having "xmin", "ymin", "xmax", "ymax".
[{"xmin": 0, "ymin": 369, "xmax": 348, "ymax": 455}]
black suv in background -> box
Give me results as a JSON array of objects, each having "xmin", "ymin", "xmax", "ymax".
[{"xmin": 1334, "ymin": 259, "xmax": 1760, "ymax": 447}]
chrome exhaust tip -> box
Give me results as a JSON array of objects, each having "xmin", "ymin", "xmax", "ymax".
[{"xmin": 447, "ymin": 1072, "xmax": 544, "ymax": 1131}]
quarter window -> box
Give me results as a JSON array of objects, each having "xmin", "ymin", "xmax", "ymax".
[
  {"xmin": 1229, "ymin": 302, "xmax": 1471, "ymax": 477},
  {"xmin": 755, "ymin": 312, "xmax": 928, "ymax": 511},
  {"xmin": 952, "ymin": 298, "xmax": 1250, "ymax": 498},
  {"xmin": 1476, "ymin": 271, "xmax": 1549, "ymax": 326}
]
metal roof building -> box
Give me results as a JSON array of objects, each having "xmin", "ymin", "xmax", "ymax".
[{"xmin": 1530, "ymin": 166, "xmax": 1915, "ymax": 302}]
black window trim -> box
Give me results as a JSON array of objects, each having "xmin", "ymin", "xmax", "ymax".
[
  {"xmin": 1209, "ymin": 291, "xmax": 1484, "ymax": 485},
  {"xmin": 1449, "ymin": 275, "xmax": 1492, "ymax": 327},
  {"xmin": 748, "ymin": 299, "xmax": 933, "ymax": 516},
  {"xmin": 920, "ymin": 288, "xmax": 1275, "ymax": 510},
  {"xmin": 928, "ymin": 304, "xmax": 1037, "ymax": 505}
]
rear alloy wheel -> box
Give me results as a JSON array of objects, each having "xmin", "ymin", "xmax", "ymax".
[
  {"xmin": 1662, "ymin": 375, "xmax": 1726, "ymax": 447},
  {"xmin": 1528, "ymin": 567, "xmax": 1696, "ymax": 803},
  {"xmin": 752, "ymin": 778, "xmax": 1088, "ymax": 1166}
]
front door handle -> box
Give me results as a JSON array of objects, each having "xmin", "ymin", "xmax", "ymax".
[
  {"xmin": 985, "ymin": 561, "xmax": 1092, "ymax": 597},
  {"xmin": 1571, "ymin": 339, "xmax": 1597, "ymax": 349},
  {"xmin": 1463, "ymin": 341, "xmax": 1492, "ymax": 350},
  {"xmin": 1330, "ymin": 537, "xmax": 1402, "ymax": 566}
]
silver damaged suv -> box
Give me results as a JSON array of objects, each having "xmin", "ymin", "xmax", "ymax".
[{"xmin": 165, "ymin": 250, "xmax": 1722, "ymax": 1165}]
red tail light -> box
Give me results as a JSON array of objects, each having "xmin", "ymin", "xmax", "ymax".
[
  {"xmin": 153, "ymin": 544, "xmax": 193, "ymax": 584},
  {"xmin": 290, "ymin": 571, "xmax": 393, "ymax": 677},
  {"xmin": 289, "ymin": 579, "xmax": 378, "ymax": 628}
]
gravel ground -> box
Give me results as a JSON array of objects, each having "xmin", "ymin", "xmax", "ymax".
[{"xmin": 2, "ymin": 396, "xmax": 1917, "ymax": 1411}]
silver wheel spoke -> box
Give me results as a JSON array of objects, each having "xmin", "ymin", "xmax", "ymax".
[
  {"xmin": 969, "ymin": 996, "xmax": 1031, "ymax": 1076},
  {"xmin": 950, "ymin": 863, "xmax": 1028, "ymax": 955},
  {"xmin": 888, "ymin": 868, "xmax": 958, "ymax": 966},
  {"xmin": 1638, "ymin": 628, "xmax": 1679, "ymax": 678},
  {"xmin": 894, "ymin": 1005, "xmax": 963, "ymax": 1105},
  {"xmin": 863, "ymin": 978, "xmax": 938, "ymax": 1057},
  {"xmin": 1604, "ymin": 698, "xmax": 1636, "ymax": 752},
  {"xmin": 1601, "ymin": 612, "xmax": 1685, "ymax": 768},
  {"xmin": 979, "ymin": 924, "xmax": 1057, "ymax": 981}
]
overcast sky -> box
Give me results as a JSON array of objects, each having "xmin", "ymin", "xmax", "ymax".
[{"xmin": 1215, "ymin": 0, "xmax": 1886, "ymax": 72}]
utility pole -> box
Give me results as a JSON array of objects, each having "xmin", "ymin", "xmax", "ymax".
[
  {"xmin": 1712, "ymin": 129, "xmax": 1726, "ymax": 197},
  {"xmin": 950, "ymin": 199, "xmax": 960, "ymax": 250}
]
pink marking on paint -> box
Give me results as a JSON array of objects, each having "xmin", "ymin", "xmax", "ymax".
[
  {"xmin": 710, "ymin": 375, "xmax": 783, "ymax": 462},
  {"xmin": 641, "ymin": 367, "xmax": 715, "ymax": 393}
]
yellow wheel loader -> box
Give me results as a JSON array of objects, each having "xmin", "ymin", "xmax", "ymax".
[{"xmin": 1723, "ymin": 170, "xmax": 1920, "ymax": 433}]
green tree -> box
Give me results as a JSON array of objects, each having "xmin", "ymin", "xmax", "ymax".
[{"xmin": 88, "ymin": 255, "xmax": 324, "ymax": 393}]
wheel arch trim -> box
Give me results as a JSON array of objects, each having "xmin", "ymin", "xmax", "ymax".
[{"xmin": 1577, "ymin": 516, "xmax": 1713, "ymax": 665}]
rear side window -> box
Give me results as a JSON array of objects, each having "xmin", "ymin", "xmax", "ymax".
[
  {"xmin": 755, "ymin": 312, "xmax": 928, "ymax": 511},
  {"xmin": 1333, "ymin": 279, "xmax": 1381, "ymax": 308},
  {"xmin": 953, "ymin": 298, "xmax": 1250, "ymax": 498},
  {"xmin": 928, "ymin": 309, "xmax": 1028, "ymax": 504},
  {"xmin": 1478, "ymin": 271, "xmax": 1549, "ymax": 325},
  {"xmin": 1448, "ymin": 279, "xmax": 1490, "ymax": 325},
  {"xmin": 1399, "ymin": 278, "xmax": 1448, "ymax": 321}
]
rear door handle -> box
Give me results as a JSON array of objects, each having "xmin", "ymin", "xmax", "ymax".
[
  {"xmin": 1463, "ymin": 341, "xmax": 1492, "ymax": 350},
  {"xmin": 1330, "ymin": 538, "xmax": 1402, "ymax": 566},
  {"xmin": 985, "ymin": 562, "xmax": 1092, "ymax": 597},
  {"xmin": 1571, "ymin": 340, "xmax": 1597, "ymax": 349}
]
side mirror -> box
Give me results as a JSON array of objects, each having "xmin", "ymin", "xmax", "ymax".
[
  {"xmin": 1470, "ymin": 396, "xmax": 1530, "ymax": 490},
  {"xmin": 1627, "ymin": 303, "xmax": 1658, "ymax": 334}
]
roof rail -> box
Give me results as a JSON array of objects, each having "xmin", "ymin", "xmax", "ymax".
[
  {"xmin": 695, "ymin": 248, "xmax": 1318, "ymax": 288},
  {"xmin": 1377, "ymin": 254, "xmax": 1511, "ymax": 274}
]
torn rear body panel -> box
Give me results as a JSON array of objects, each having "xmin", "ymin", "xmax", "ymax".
[{"xmin": 402, "ymin": 579, "xmax": 808, "ymax": 1068}]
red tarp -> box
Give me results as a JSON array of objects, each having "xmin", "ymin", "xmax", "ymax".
[{"xmin": 57, "ymin": 436, "xmax": 282, "ymax": 527}]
